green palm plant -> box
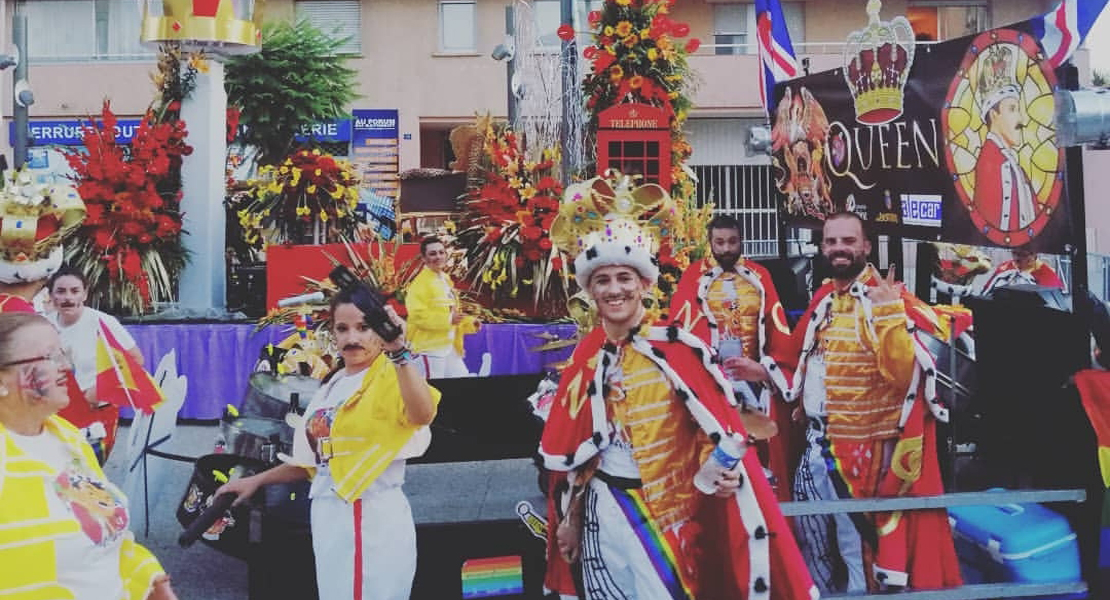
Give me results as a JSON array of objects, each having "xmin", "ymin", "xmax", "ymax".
[{"xmin": 224, "ymin": 18, "xmax": 360, "ymax": 166}]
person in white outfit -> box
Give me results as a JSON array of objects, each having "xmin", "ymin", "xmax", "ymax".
[{"xmin": 217, "ymin": 286, "xmax": 440, "ymax": 600}]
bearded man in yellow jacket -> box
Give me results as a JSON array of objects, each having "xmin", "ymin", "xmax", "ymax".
[{"xmin": 405, "ymin": 237, "xmax": 480, "ymax": 378}]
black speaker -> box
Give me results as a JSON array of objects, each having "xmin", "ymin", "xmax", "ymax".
[
  {"xmin": 756, "ymin": 257, "xmax": 812, "ymax": 316},
  {"xmin": 964, "ymin": 295, "xmax": 1089, "ymax": 485},
  {"xmin": 413, "ymin": 373, "xmax": 546, "ymax": 464}
]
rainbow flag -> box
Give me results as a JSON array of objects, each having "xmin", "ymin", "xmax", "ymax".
[
  {"xmin": 95, "ymin": 319, "xmax": 164, "ymax": 413},
  {"xmin": 460, "ymin": 556, "xmax": 523, "ymax": 598},
  {"xmin": 1074, "ymin": 369, "xmax": 1110, "ymax": 487}
]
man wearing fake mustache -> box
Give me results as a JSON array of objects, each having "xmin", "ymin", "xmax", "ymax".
[
  {"xmin": 785, "ymin": 211, "xmax": 961, "ymax": 593},
  {"xmin": 670, "ymin": 214, "xmax": 798, "ymax": 502}
]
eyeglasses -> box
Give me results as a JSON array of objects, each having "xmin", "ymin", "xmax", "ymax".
[{"xmin": 0, "ymin": 348, "xmax": 74, "ymax": 371}]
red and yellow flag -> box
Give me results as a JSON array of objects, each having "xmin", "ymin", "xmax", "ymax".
[{"xmin": 95, "ymin": 319, "xmax": 164, "ymax": 413}]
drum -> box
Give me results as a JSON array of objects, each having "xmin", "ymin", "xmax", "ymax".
[
  {"xmin": 241, "ymin": 372, "xmax": 321, "ymax": 420},
  {"xmin": 219, "ymin": 416, "xmax": 293, "ymax": 464},
  {"xmin": 177, "ymin": 454, "xmax": 312, "ymax": 560}
]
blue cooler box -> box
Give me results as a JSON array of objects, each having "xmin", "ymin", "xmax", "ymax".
[{"xmin": 949, "ymin": 497, "xmax": 1082, "ymax": 599}]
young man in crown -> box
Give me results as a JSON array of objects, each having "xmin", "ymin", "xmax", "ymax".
[
  {"xmin": 786, "ymin": 212, "xmax": 961, "ymax": 593},
  {"xmin": 670, "ymin": 214, "xmax": 800, "ymax": 503},
  {"xmin": 540, "ymin": 176, "xmax": 817, "ymax": 600}
]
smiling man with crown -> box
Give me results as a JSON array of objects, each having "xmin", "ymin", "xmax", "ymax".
[
  {"xmin": 972, "ymin": 42, "xmax": 1036, "ymax": 236},
  {"xmin": 0, "ymin": 169, "xmax": 86, "ymax": 313},
  {"xmin": 539, "ymin": 172, "xmax": 817, "ymax": 600}
]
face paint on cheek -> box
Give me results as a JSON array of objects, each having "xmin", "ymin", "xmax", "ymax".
[{"xmin": 17, "ymin": 364, "xmax": 52, "ymax": 402}]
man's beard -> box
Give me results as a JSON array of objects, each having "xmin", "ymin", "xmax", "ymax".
[
  {"xmin": 714, "ymin": 251, "xmax": 740, "ymax": 270},
  {"xmin": 826, "ymin": 251, "xmax": 867, "ymax": 280}
]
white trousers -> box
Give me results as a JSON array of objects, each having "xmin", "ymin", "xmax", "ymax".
[
  {"xmin": 791, "ymin": 423, "xmax": 866, "ymax": 594},
  {"xmin": 421, "ymin": 348, "xmax": 470, "ymax": 379},
  {"xmin": 310, "ymin": 486, "xmax": 416, "ymax": 600},
  {"xmin": 579, "ymin": 477, "xmax": 679, "ymax": 600}
]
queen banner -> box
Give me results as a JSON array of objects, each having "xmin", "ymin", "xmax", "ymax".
[{"xmin": 771, "ymin": 5, "xmax": 1071, "ymax": 251}]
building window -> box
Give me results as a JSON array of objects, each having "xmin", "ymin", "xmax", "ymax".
[
  {"xmin": 440, "ymin": 0, "xmax": 477, "ymax": 53},
  {"xmin": 713, "ymin": 2, "xmax": 804, "ymax": 56},
  {"xmin": 295, "ymin": 0, "xmax": 362, "ymax": 54},
  {"xmin": 22, "ymin": 0, "xmax": 152, "ymax": 61},
  {"xmin": 907, "ymin": 3, "xmax": 990, "ymax": 42},
  {"xmin": 534, "ymin": 0, "xmax": 603, "ymax": 50}
]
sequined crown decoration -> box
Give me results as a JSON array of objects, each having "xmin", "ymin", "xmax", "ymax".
[
  {"xmin": 976, "ymin": 43, "xmax": 1020, "ymax": 119},
  {"xmin": 0, "ymin": 170, "xmax": 86, "ymax": 284},
  {"xmin": 140, "ymin": 0, "xmax": 263, "ymax": 55},
  {"xmin": 550, "ymin": 171, "xmax": 676, "ymax": 289},
  {"xmin": 842, "ymin": 0, "xmax": 915, "ymax": 125}
]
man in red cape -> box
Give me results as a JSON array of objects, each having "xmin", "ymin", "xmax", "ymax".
[
  {"xmin": 980, "ymin": 246, "xmax": 1064, "ymax": 295},
  {"xmin": 784, "ymin": 212, "xmax": 961, "ymax": 593},
  {"xmin": 670, "ymin": 214, "xmax": 801, "ymax": 502},
  {"xmin": 540, "ymin": 175, "xmax": 817, "ymax": 600}
]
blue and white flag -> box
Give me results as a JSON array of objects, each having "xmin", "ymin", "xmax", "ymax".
[
  {"xmin": 1032, "ymin": 0, "xmax": 1110, "ymax": 68},
  {"xmin": 755, "ymin": 0, "xmax": 799, "ymax": 117}
]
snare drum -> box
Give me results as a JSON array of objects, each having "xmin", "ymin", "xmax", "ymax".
[
  {"xmin": 220, "ymin": 416, "xmax": 292, "ymax": 464},
  {"xmin": 241, "ymin": 372, "xmax": 321, "ymax": 420}
]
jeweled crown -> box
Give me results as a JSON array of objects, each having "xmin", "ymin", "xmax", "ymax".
[
  {"xmin": 976, "ymin": 44, "xmax": 1020, "ymax": 119},
  {"xmin": 0, "ymin": 170, "xmax": 86, "ymax": 284},
  {"xmin": 550, "ymin": 171, "xmax": 676, "ymax": 289},
  {"xmin": 842, "ymin": 0, "xmax": 916, "ymax": 125}
]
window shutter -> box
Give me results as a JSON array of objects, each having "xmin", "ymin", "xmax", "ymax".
[{"xmin": 295, "ymin": 0, "xmax": 362, "ymax": 55}]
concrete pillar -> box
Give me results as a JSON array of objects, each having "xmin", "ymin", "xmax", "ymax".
[{"xmin": 177, "ymin": 60, "xmax": 227, "ymax": 313}]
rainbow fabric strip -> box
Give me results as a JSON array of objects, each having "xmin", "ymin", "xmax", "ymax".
[
  {"xmin": 610, "ymin": 486, "xmax": 695, "ymax": 600},
  {"xmin": 460, "ymin": 555, "xmax": 524, "ymax": 598}
]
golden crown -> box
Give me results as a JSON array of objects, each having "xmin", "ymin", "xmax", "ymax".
[
  {"xmin": 842, "ymin": 0, "xmax": 915, "ymax": 125},
  {"xmin": 976, "ymin": 44, "xmax": 1020, "ymax": 118},
  {"xmin": 550, "ymin": 171, "xmax": 676, "ymax": 289},
  {"xmin": 140, "ymin": 0, "xmax": 263, "ymax": 54}
]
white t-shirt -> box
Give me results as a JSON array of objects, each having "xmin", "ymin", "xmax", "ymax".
[
  {"xmin": 288, "ymin": 367, "xmax": 431, "ymax": 500},
  {"xmin": 47, "ymin": 308, "xmax": 137, "ymax": 391},
  {"xmin": 8, "ymin": 429, "xmax": 129, "ymax": 600}
]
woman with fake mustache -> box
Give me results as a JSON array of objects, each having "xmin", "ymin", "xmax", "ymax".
[{"xmin": 217, "ymin": 286, "xmax": 440, "ymax": 600}]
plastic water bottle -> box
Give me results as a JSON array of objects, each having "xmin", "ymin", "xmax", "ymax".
[{"xmin": 693, "ymin": 434, "xmax": 747, "ymax": 494}]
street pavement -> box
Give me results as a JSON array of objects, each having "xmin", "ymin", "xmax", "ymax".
[{"xmin": 104, "ymin": 422, "xmax": 542, "ymax": 600}]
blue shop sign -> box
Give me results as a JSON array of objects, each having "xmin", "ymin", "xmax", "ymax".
[
  {"xmin": 10, "ymin": 119, "xmax": 143, "ymax": 146},
  {"xmin": 352, "ymin": 109, "xmax": 399, "ymax": 140},
  {"xmin": 293, "ymin": 118, "xmax": 352, "ymax": 143}
]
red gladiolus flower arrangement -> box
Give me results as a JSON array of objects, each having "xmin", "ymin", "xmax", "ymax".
[
  {"xmin": 456, "ymin": 120, "xmax": 570, "ymax": 314},
  {"xmin": 62, "ymin": 101, "xmax": 192, "ymax": 313}
]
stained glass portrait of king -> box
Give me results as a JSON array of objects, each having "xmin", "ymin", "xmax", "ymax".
[{"xmin": 943, "ymin": 28, "xmax": 1063, "ymax": 247}]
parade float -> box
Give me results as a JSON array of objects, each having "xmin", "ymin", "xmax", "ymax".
[{"xmin": 48, "ymin": 0, "xmax": 1108, "ymax": 598}]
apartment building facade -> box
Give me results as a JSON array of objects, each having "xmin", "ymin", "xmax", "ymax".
[{"xmin": 3, "ymin": 0, "xmax": 1108, "ymax": 254}]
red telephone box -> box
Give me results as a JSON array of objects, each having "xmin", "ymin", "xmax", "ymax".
[{"xmin": 596, "ymin": 103, "xmax": 672, "ymax": 190}]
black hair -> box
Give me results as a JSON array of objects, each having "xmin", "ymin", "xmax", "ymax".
[
  {"xmin": 47, "ymin": 264, "xmax": 87, "ymax": 293},
  {"xmin": 706, "ymin": 214, "xmax": 743, "ymax": 239},
  {"xmin": 420, "ymin": 236, "xmax": 444, "ymax": 256}
]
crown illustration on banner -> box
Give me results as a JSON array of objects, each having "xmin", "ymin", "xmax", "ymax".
[
  {"xmin": 976, "ymin": 43, "xmax": 1020, "ymax": 119},
  {"xmin": 842, "ymin": 0, "xmax": 915, "ymax": 125},
  {"xmin": 550, "ymin": 171, "xmax": 676, "ymax": 290},
  {"xmin": 0, "ymin": 170, "xmax": 86, "ymax": 284},
  {"xmin": 140, "ymin": 0, "xmax": 263, "ymax": 55}
]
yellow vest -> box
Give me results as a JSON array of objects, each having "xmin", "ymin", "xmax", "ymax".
[
  {"xmin": 327, "ymin": 353, "xmax": 442, "ymax": 502},
  {"xmin": 0, "ymin": 416, "xmax": 164, "ymax": 600}
]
